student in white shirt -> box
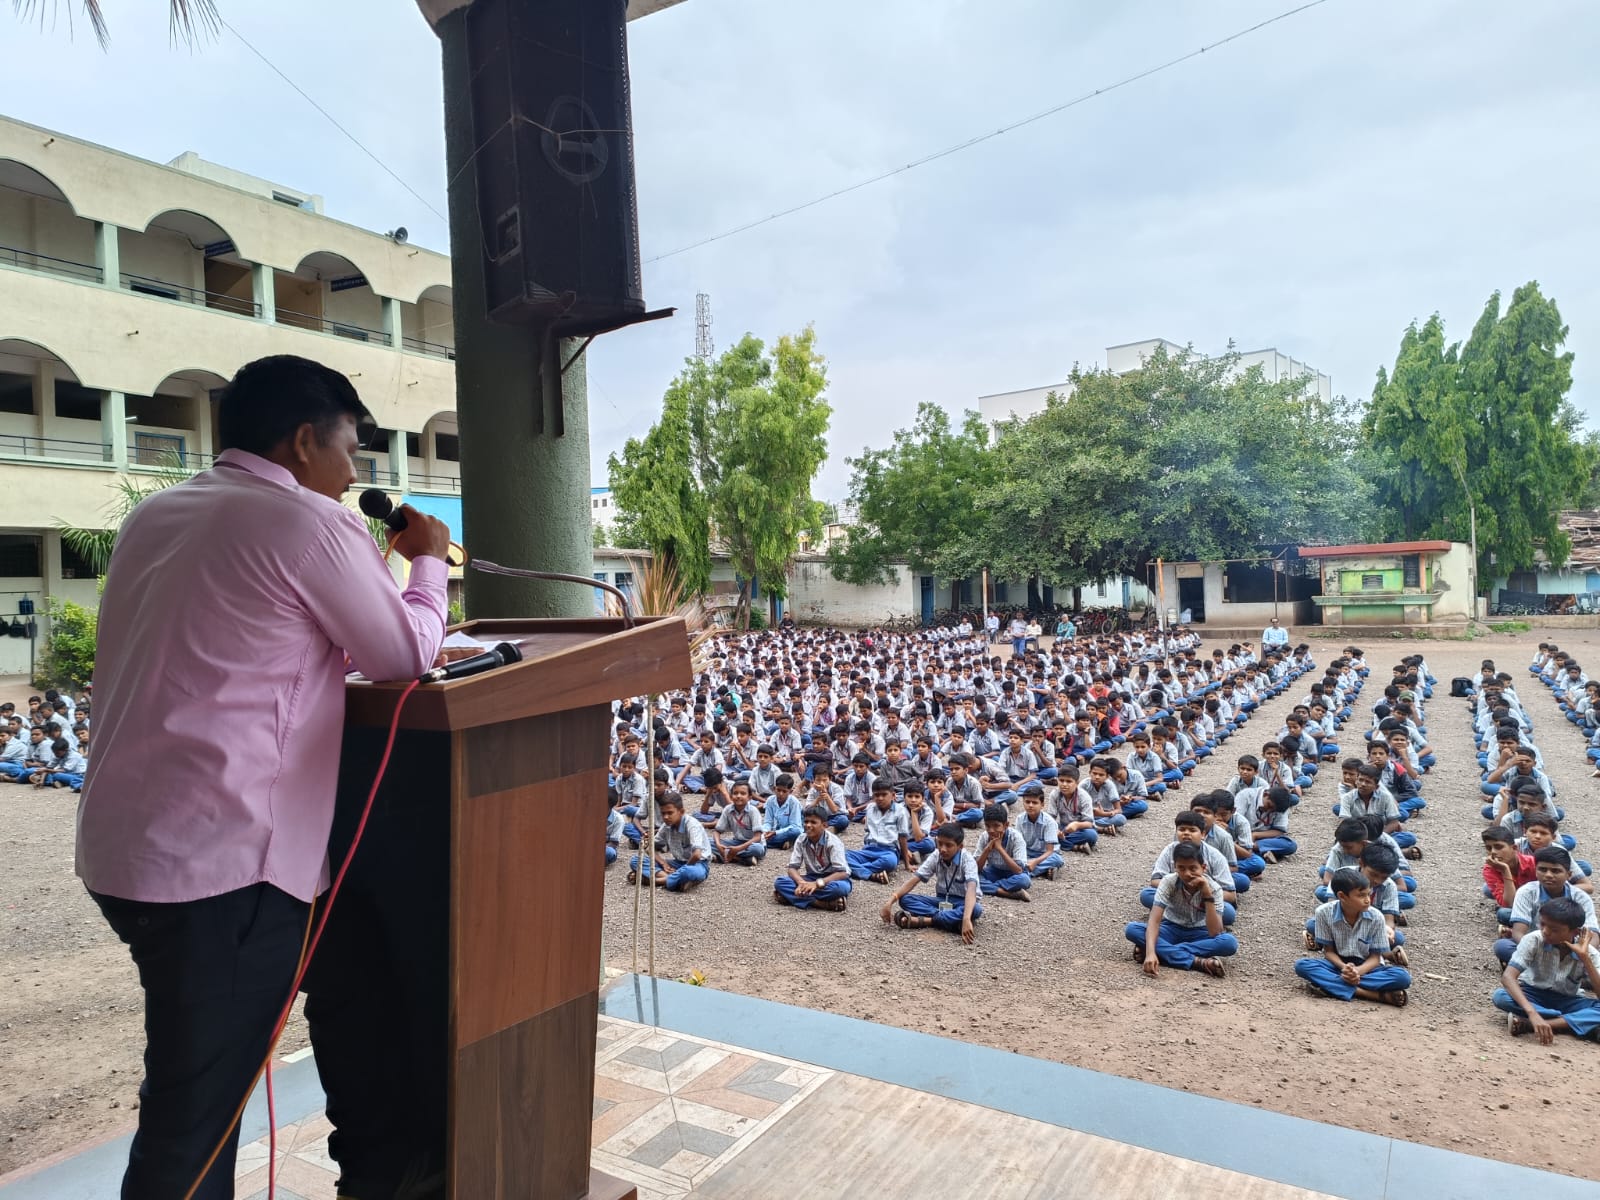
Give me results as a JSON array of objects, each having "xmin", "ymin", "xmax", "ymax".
[
  {"xmin": 881, "ymin": 821, "xmax": 982, "ymax": 941},
  {"xmin": 773, "ymin": 807, "xmax": 852, "ymax": 911}
]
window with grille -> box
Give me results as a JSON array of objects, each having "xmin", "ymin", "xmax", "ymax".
[
  {"xmin": 1361, "ymin": 573, "xmax": 1385, "ymax": 591},
  {"xmin": 1402, "ymin": 555, "xmax": 1421, "ymax": 588},
  {"xmin": 0, "ymin": 535, "xmax": 42, "ymax": 577}
]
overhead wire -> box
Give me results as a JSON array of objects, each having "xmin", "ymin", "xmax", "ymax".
[{"xmin": 644, "ymin": 0, "xmax": 1334, "ymax": 264}]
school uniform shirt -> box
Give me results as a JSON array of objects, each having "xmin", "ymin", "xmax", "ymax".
[
  {"xmin": 1016, "ymin": 810, "xmax": 1059, "ymax": 856},
  {"xmin": 1311, "ymin": 901, "xmax": 1391, "ymax": 959},
  {"xmin": 715, "ymin": 803, "xmax": 763, "ymax": 845},
  {"xmin": 997, "ymin": 746, "xmax": 1038, "ymax": 782},
  {"xmin": 1321, "ymin": 845, "xmax": 1364, "ymax": 876},
  {"xmin": 605, "ymin": 809, "xmax": 625, "ymax": 844},
  {"xmin": 687, "ymin": 747, "xmax": 726, "ymax": 775},
  {"xmin": 976, "ymin": 826, "xmax": 1028, "ymax": 872},
  {"xmin": 1151, "ymin": 842, "xmax": 1232, "ymax": 892},
  {"xmin": 1510, "ymin": 931, "xmax": 1600, "ymax": 995},
  {"xmin": 876, "ymin": 759, "xmax": 922, "ymax": 797},
  {"xmin": 654, "ymin": 817, "xmax": 711, "ymax": 862},
  {"xmin": 615, "ymin": 773, "xmax": 648, "ymax": 808},
  {"xmin": 842, "ymin": 770, "xmax": 877, "ymax": 808},
  {"xmin": 970, "ymin": 728, "xmax": 1004, "ymax": 757},
  {"xmin": 914, "ymin": 848, "xmax": 980, "ymax": 900},
  {"xmin": 1510, "ymin": 882, "xmax": 1600, "ymax": 935},
  {"xmin": 1150, "ymin": 872, "xmax": 1224, "ymax": 928},
  {"xmin": 1127, "ymin": 750, "xmax": 1165, "ymax": 781},
  {"xmin": 1368, "ymin": 876, "xmax": 1401, "ymax": 917},
  {"xmin": 1079, "ymin": 780, "xmax": 1120, "ymax": 814},
  {"xmin": 1049, "ymin": 785, "xmax": 1091, "ymax": 827},
  {"xmin": 748, "ymin": 763, "xmax": 781, "ymax": 797},
  {"xmin": 763, "ymin": 794, "xmax": 804, "ymax": 833},
  {"xmin": 1202, "ymin": 824, "xmax": 1238, "ymax": 868},
  {"xmin": 0, "ymin": 738, "xmax": 25, "ymax": 766},
  {"xmin": 860, "ymin": 801, "xmax": 911, "ymax": 849},
  {"xmin": 788, "ymin": 830, "xmax": 849, "ymax": 877},
  {"xmin": 947, "ymin": 775, "xmax": 984, "ymax": 812}
]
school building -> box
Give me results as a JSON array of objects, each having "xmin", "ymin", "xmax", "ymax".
[{"xmin": 0, "ymin": 112, "xmax": 462, "ymax": 675}]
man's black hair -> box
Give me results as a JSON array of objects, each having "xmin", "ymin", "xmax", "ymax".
[{"xmin": 217, "ymin": 355, "xmax": 373, "ymax": 455}]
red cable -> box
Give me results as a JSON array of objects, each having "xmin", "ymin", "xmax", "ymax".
[
  {"xmin": 183, "ymin": 678, "xmax": 421, "ymax": 1200},
  {"xmin": 268, "ymin": 676, "xmax": 420, "ymax": 1200}
]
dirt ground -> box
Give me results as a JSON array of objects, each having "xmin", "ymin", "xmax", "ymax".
[
  {"xmin": 4, "ymin": 633, "xmax": 1599, "ymax": 1183},
  {"xmin": 598, "ymin": 633, "xmax": 1600, "ymax": 1184}
]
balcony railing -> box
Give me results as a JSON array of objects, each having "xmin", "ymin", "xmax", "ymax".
[
  {"xmin": 120, "ymin": 272, "xmax": 261, "ymax": 318},
  {"xmin": 276, "ymin": 312, "xmax": 394, "ymax": 346},
  {"xmin": 0, "ymin": 243, "xmax": 103, "ymax": 284},
  {"xmin": 408, "ymin": 471, "xmax": 462, "ymax": 493},
  {"xmin": 0, "ymin": 434, "xmax": 110, "ymax": 464},
  {"xmin": 401, "ymin": 334, "xmax": 456, "ymax": 361}
]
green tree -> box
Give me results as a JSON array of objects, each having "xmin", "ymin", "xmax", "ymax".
[
  {"xmin": 827, "ymin": 403, "xmax": 992, "ymax": 585},
  {"xmin": 1364, "ymin": 282, "xmax": 1591, "ymax": 586},
  {"xmin": 610, "ymin": 328, "xmax": 831, "ymax": 626},
  {"xmin": 956, "ymin": 345, "xmax": 1369, "ymax": 587},
  {"xmin": 36, "ymin": 596, "xmax": 97, "ymax": 690}
]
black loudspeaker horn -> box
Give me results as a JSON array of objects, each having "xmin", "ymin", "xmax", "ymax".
[{"xmin": 464, "ymin": 0, "xmax": 646, "ymax": 333}]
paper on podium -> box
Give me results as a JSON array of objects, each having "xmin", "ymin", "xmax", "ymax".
[{"xmin": 441, "ymin": 631, "xmax": 496, "ymax": 652}]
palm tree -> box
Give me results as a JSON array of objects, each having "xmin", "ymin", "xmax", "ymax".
[
  {"xmin": 11, "ymin": 0, "xmax": 219, "ymax": 46},
  {"xmin": 57, "ymin": 453, "xmax": 193, "ymax": 575}
]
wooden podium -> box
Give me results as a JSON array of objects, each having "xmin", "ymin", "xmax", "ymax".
[{"xmin": 322, "ymin": 617, "xmax": 691, "ymax": 1200}]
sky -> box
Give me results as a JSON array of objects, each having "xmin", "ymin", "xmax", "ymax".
[{"xmin": 3, "ymin": 0, "xmax": 1597, "ymax": 503}]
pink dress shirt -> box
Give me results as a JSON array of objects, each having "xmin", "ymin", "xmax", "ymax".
[{"xmin": 76, "ymin": 450, "xmax": 448, "ymax": 904}]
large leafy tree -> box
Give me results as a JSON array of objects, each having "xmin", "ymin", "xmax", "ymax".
[
  {"xmin": 827, "ymin": 403, "xmax": 992, "ymax": 584},
  {"xmin": 609, "ymin": 328, "xmax": 831, "ymax": 625},
  {"xmin": 1364, "ymin": 282, "xmax": 1590, "ymax": 584},
  {"xmin": 949, "ymin": 344, "xmax": 1369, "ymax": 587}
]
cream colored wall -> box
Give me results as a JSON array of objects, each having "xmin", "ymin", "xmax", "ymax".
[
  {"xmin": 1432, "ymin": 543, "xmax": 1473, "ymax": 620},
  {"xmin": 118, "ymin": 225, "xmax": 203, "ymax": 291},
  {"xmin": 0, "ymin": 117, "xmax": 450, "ymax": 303},
  {"xmin": 0, "ymin": 265, "xmax": 453, "ymax": 433},
  {"xmin": 27, "ymin": 194, "xmax": 96, "ymax": 264},
  {"xmin": 322, "ymin": 282, "xmax": 385, "ymax": 334}
]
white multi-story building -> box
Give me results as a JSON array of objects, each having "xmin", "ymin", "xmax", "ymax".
[
  {"xmin": 977, "ymin": 336, "xmax": 1334, "ymax": 425},
  {"xmin": 0, "ymin": 113, "xmax": 462, "ymax": 673}
]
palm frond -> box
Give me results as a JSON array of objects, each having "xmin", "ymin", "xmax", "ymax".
[
  {"xmin": 11, "ymin": 0, "xmax": 219, "ymax": 47},
  {"xmin": 54, "ymin": 448, "xmax": 195, "ymax": 575}
]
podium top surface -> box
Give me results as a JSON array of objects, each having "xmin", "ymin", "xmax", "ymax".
[{"xmin": 344, "ymin": 616, "xmax": 693, "ymax": 732}]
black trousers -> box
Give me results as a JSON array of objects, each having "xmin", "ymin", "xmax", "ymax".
[{"xmin": 92, "ymin": 883, "xmax": 311, "ymax": 1200}]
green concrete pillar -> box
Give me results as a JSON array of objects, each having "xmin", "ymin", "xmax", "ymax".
[
  {"xmin": 382, "ymin": 296, "xmax": 403, "ymax": 349},
  {"xmin": 253, "ymin": 264, "xmax": 276, "ymax": 323},
  {"xmin": 389, "ymin": 427, "xmax": 410, "ymax": 494},
  {"xmin": 101, "ymin": 390, "xmax": 127, "ymax": 469},
  {"xmin": 438, "ymin": 12, "xmax": 593, "ymax": 619},
  {"xmin": 93, "ymin": 221, "xmax": 119, "ymax": 289}
]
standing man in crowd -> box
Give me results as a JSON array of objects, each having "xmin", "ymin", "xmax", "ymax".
[
  {"xmin": 1263, "ymin": 616, "xmax": 1290, "ymax": 650},
  {"xmin": 75, "ymin": 355, "xmax": 451, "ymax": 1200}
]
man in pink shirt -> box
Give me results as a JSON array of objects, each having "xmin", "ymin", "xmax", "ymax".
[{"xmin": 77, "ymin": 355, "xmax": 449, "ymax": 1200}]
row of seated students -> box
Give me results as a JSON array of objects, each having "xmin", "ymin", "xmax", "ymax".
[
  {"xmin": 606, "ymin": 625, "xmax": 1364, "ymax": 951},
  {"xmin": 0, "ymin": 689, "xmax": 90, "ymax": 790},
  {"xmin": 1464, "ymin": 652, "xmax": 1600, "ymax": 1042},
  {"xmin": 1130, "ymin": 654, "xmax": 1430, "ymax": 1002}
]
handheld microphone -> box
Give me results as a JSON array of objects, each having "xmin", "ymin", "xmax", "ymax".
[
  {"xmin": 360, "ymin": 488, "xmax": 467, "ymax": 567},
  {"xmin": 420, "ymin": 640, "xmax": 523, "ymax": 684},
  {"xmin": 359, "ymin": 487, "xmax": 407, "ymax": 532}
]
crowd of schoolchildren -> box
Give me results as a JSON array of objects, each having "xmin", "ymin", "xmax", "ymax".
[
  {"xmin": 1477, "ymin": 647, "xmax": 1600, "ymax": 1042},
  {"xmin": 601, "ymin": 622, "xmax": 1600, "ymax": 1041},
  {"xmin": 0, "ymin": 687, "xmax": 89, "ymax": 790}
]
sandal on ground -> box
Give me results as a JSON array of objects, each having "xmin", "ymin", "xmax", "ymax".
[
  {"xmin": 1389, "ymin": 947, "xmax": 1409, "ymax": 967},
  {"xmin": 1194, "ymin": 957, "xmax": 1226, "ymax": 979},
  {"xmin": 1377, "ymin": 989, "xmax": 1409, "ymax": 1008},
  {"xmin": 1303, "ymin": 930, "xmax": 1318, "ymax": 952},
  {"xmin": 870, "ymin": 871, "xmax": 891, "ymax": 885},
  {"xmin": 1403, "ymin": 846, "xmax": 1423, "ymax": 861},
  {"xmin": 1507, "ymin": 1012, "xmax": 1531, "ymax": 1036}
]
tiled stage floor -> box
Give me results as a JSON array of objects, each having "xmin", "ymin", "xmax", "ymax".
[{"xmin": 4, "ymin": 979, "xmax": 1599, "ymax": 1200}]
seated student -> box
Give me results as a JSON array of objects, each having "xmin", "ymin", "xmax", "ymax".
[
  {"xmin": 1494, "ymin": 897, "xmax": 1600, "ymax": 1042},
  {"xmin": 1496, "ymin": 846, "xmax": 1599, "ymax": 965},
  {"xmin": 801, "ymin": 769, "xmax": 851, "ymax": 833},
  {"xmin": 1341, "ymin": 842, "xmax": 1410, "ymax": 967},
  {"xmin": 692, "ymin": 767, "xmax": 729, "ymax": 826},
  {"xmin": 1367, "ymin": 739, "xmax": 1424, "ymax": 820},
  {"xmin": 613, "ymin": 752, "xmax": 649, "ymax": 812},
  {"xmin": 624, "ymin": 767, "xmax": 672, "ymax": 847},
  {"xmin": 1123, "ymin": 841, "xmax": 1236, "ymax": 978},
  {"xmin": 1125, "ymin": 731, "xmax": 1169, "ymax": 797},
  {"xmin": 903, "ymin": 784, "xmax": 936, "ymax": 863},
  {"xmin": 34, "ymin": 737, "xmax": 85, "ymax": 790},
  {"xmin": 1338, "ymin": 763, "xmax": 1409, "ymax": 842},
  {"xmin": 0, "ymin": 726, "xmax": 47, "ymax": 782},
  {"xmin": 1483, "ymin": 745, "xmax": 1553, "ymax": 816},
  {"xmin": 1111, "ymin": 757, "xmax": 1150, "ymax": 820},
  {"xmin": 1279, "ymin": 735, "xmax": 1313, "ymax": 792},
  {"xmin": 628, "ymin": 792, "xmax": 710, "ymax": 892},
  {"xmin": 880, "ymin": 822, "xmax": 982, "ymax": 941},
  {"xmin": 774, "ymin": 806, "xmax": 853, "ymax": 911},
  {"xmin": 712, "ymin": 781, "xmax": 767, "ymax": 865},
  {"xmin": 1501, "ymin": 782, "xmax": 1576, "ymax": 852},
  {"xmin": 678, "ymin": 731, "xmax": 725, "ymax": 794},
  {"xmin": 605, "ymin": 789, "xmax": 624, "ymax": 865},
  {"xmin": 945, "ymin": 754, "xmax": 988, "ymax": 827},
  {"xmin": 1251, "ymin": 785, "xmax": 1299, "ymax": 863},
  {"xmin": 1294, "ymin": 868, "xmax": 1412, "ymax": 1005},
  {"xmin": 0, "ymin": 727, "xmax": 26, "ymax": 782},
  {"xmin": 1213, "ymin": 791, "xmax": 1264, "ymax": 879},
  {"xmin": 841, "ymin": 752, "xmax": 877, "ymax": 822},
  {"xmin": 1141, "ymin": 810, "xmax": 1237, "ymax": 923},
  {"xmin": 747, "ymin": 745, "xmax": 782, "ymax": 800},
  {"xmin": 1146, "ymin": 725, "xmax": 1187, "ymax": 790},
  {"xmin": 1188, "ymin": 793, "xmax": 1246, "ymax": 894},
  {"xmin": 993, "ymin": 729, "xmax": 1040, "ymax": 800},
  {"xmin": 1015, "ymin": 784, "xmax": 1064, "ymax": 880},
  {"xmin": 1049, "ymin": 765, "xmax": 1098, "ymax": 853},
  {"xmin": 1081, "ymin": 756, "xmax": 1126, "ymax": 836},
  {"xmin": 1484, "ymin": 824, "xmax": 1537, "ymax": 924},
  {"xmin": 1519, "ymin": 815, "xmax": 1594, "ymax": 894},
  {"xmin": 975, "ymin": 804, "xmax": 1032, "ymax": 900},
  {"xmin": 762, "ymin": 774, "xmax": 805, "ymax": 849},
  {"xmin": 1316, "ymin": 818, "xmax": 1377, "ymax": 902},
  {"xmin": 847, "ymin": 781, "xmax": 911, "ymax": 884}
]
